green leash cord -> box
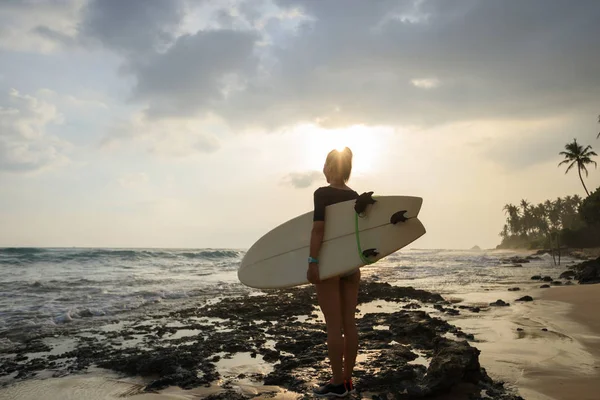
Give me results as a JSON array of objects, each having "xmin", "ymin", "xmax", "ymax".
[{"xmin": 354, "ymin": 212, "xmax": 375, "ymax": 265}]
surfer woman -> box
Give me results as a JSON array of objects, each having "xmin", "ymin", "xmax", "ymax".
[{"xmin": 307, "ymin": 147, "xmax": 360, "ymax": 398}]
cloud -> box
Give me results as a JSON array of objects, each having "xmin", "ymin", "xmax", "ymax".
[
  {"xmin": 37, "ymin": 89, "xmax": 109, "ymax": 111},
  {"xmin": 118, "ymin": 172, "xmax": 149, "ymax": 189},
  {"xmin": 468, "ymin": 115, "xmax": 598, "ymax": 170},
  {"xmin": 282, "ymin": 171, "xmax": 322, "ymax": 189},
  {"xmin": 131, "ymin": 29, "xmax": 259, "ymax": 119},
  {"xmin": 74, "ymin": 0, "xmax": 600, "ymax": 130},
  {"xmin": 0, "ymin": 89, "xmax": 70, "ymax": 172},
  {"xmin": 80, "ymin": 0, "xmax": 185, "ymax": 56},
  {"xmin": 0, "ymin": 0, "xmax": 83, "ymax": 52},
  {"xmin": 101, "ymin": 112, "xmax": 221, "ymax": 157},
  {"xmin": 411, "ymin": 78, "xmax": 440, "ymax": 89}
]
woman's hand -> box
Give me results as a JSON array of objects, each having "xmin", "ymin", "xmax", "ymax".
[{"xmin": 307, "ymin": 263, "xmax": 321, "ymax": 284}]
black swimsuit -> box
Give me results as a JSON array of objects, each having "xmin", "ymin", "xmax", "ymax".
[
  {"xmin": 313, "ymin": 186, "xmax": 359, "ymax": 222},
  {"xmin": 313, "ymin": 186, "xmax": 360, "ymax": 279}
]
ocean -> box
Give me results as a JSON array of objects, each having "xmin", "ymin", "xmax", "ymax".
[{"xmin": 0, "ymin": 246, "xmax": 571, "ymax": 344}]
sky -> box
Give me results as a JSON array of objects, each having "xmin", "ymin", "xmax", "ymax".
[{"xmin": 1, "ymin": 0, "xmax": 599, "ymax": 250}]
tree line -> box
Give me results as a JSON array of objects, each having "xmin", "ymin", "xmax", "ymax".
[{"xmin": 498, "ymin": 114, "xmax": 600, "ymax": 254}]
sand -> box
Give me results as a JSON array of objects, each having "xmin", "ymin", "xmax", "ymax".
[{"xmin": 520, "ymin": 284, "xmax": 600, "ymax": 400}]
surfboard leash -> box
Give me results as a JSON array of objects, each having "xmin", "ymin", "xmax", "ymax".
[
  {"xmin": 354, "ymin": 211, "xmax": 378, "ymax": 265},
  {"xmin": 354, "ymin": 192, "xmax": 379, "ymax": 264}
]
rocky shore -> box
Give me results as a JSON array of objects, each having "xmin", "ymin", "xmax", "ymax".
[
  {"xmin": 562, "ymin": 256, "xmax": 600, "ymax": 284},
  {"xmin": 0, "ymin": 281, "xmax": 523, "ymax": 399}
]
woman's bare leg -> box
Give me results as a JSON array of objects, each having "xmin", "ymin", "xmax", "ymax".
[
  {"xmin": 315, "ymin": 276, "xmax": 344, "ymax": 384},
  {"xmin": 340, "ymin": 270, "xmax": 360, "ymax": 381}
]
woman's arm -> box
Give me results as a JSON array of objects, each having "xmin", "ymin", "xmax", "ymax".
[
  {"xmin": 310, "ymin": 221, "xmax": 325, "ymax": 259},
  {"xmin": 307, "ymin": 221, "xmax": 325, "ymax": 284},
  {"xmin": 308, "ymin": 189, "xmax": 326, "ymax": 284}
]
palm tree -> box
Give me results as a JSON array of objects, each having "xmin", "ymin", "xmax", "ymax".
[
  {"xmin": 499, "ymin": 225, "xmax": 509, "ymax": 240},
  {"xmin": 558, "ymin": 139, "xmax": 598, "ymax": 196},
  {"xmin": 503, "ymin": 204, "xmax": 520, "ymax": 236},
  {"xmin": 518, "ymin": 200, "xmax": 528, "ymax": 236}
]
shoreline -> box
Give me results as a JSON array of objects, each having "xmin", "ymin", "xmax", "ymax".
[
  {"xmin": 0, "ymin": 281, "xmax": 522, "ymax": 400},
  {"xmin": 493, "ymin": 247, "xmax": 600, "ymax": 259},
  {"xmin": 519, "ymin": 284, "xmax": 600, "ymax": 400},
  {"xmin": 1, "ymin": 250, "xmax": 597, "ymax": 399}
]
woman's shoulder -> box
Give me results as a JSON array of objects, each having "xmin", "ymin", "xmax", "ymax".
[{"xmin": 313, "ymin": 187, "xmax": 329, "ymax": 199}]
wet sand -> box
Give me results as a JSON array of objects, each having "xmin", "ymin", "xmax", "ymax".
[
  {"xmin": 0, "ymin": 282, "xmax": 520, "ymax": 400},
  {"xmin": 520, "ymin": 284, "xmax": 600, "ymax": 400},
  {"xmin": 2, "ymin": 276, "xmax": 599, "ymax": 399}
]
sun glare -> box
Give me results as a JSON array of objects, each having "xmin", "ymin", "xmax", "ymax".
[{"xmin": 302, "ymin": 125, "xmax": 385, "ymax": 176}]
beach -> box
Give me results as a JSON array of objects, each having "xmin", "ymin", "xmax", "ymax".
[
  {"xmin": 519, "ymin": 284, "xmax": 600, "ymax": 400},
  {"xmin": 0, "ymin": 248, "xmax": 599, "ymax": 399}
]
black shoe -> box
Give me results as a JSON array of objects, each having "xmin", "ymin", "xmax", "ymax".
[{"xmin": 313, "ymin": 381, "xmax": 348, "ymax": 398}]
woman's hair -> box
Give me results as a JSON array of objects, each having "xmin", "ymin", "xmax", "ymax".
[{"xmin": 325, "ymin": 147, "xmax": 353, "ymax": 182}]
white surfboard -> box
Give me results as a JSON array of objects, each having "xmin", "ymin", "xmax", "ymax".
[{"xmin": 238, "ymin": 195, "xmax": 426, "ymax": 289}]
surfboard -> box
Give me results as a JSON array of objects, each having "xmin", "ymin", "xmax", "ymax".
[{"xmin": 238, "ymin": 195, "xmax": 426, "ymax": 289}]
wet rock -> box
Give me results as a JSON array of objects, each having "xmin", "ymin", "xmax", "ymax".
[
  {"xmin": 434, "ymin": 304, "xmax": 460, "ymax": 316},
  {"xmin": 204, "ymin": 392, "xmax": 249, "ymax": 400},
  {"xmin": 515, "ymin": 296, "xmax": 533, "ymax": 302},
  {"xmin": 500, "ymin": 257, "xmax": 530, "ymax": 264},
  {"xmin": 358, "ymin": 281, "xmax": 444, "ymax": 304},
  {"xmin": 542, "ymin": 276, "xmax": 553, "ymax": 282},
  {"xmin": 542, "ymin": 328, "xmax": 548, "ymax": 332},
  {"xmin": 489, "ymin": 300, "xmax": 510, "ymax": 307},
  {"xmin": 526, "ymin": 255, "xmax": 542, "ymax": 261},
  {"xmin": 0, "ymin": 281, "xmax": 523, "ymax": 399},
  {"xmin": 402, "ymin": 302, "xmax": 422, "ymax": 310},
  {"xmin": 540, "ymin": 284, "xmax": 551, "ymax": 288},
  {"xmin": 508, "ymin": 264, "xmax": 523, "ymax": 268},
  {"xmin": 569, "ymin": 257, "xmax": 600, "ymax": 284},
  {"xmin": 531, "ymin": 275, "xmax": 542, "ymax": 280},
  {"xmin": 565, "ymin": 281, "xmax": 574, "ymax": 285},
  {"xmin": 551, "ymin": 281, "xmax": 563, "ymax": 286},
  {"xmin": 77, "ymin": 310, "xmax": 93, "ymax": 318},
  {"xmin": 453, "ymin": 331, "xmax": 475, "ymax": 341},
  {"xmin": 508, "ymin": 287, "xmax": 520, "ymax": 292},
  {"xmin": 559, "ymin": 270, "xmax": 576, "ymax": 279},
  {"xmin": 516, "ymin": 328, "xmax": 524, "ymax": 332},
  {"xmin": 457, "ymin": 305, "xmax": 481, "ymax": 313},
  {"xmin": 22, "ymin": 340, "xmax": 51, "ymax": 354},
  {"xmin": 422, "ymin": 338, "xmax": 484, "ymax": 395}
]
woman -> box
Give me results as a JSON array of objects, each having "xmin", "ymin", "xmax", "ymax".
[{"xmin": 307, "ymin": 147, "xmax": 360, "ymax": 398}]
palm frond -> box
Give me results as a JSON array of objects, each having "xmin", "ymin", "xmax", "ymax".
[
  {"xmin": 580, "ymin": 163, "xmax": 589, "ymax": 177},
  {"xmin": 564, "ymin": 161, "xmax": 576, "ymax": 174}
]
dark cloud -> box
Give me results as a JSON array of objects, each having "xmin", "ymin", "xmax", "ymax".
[
  {"xmin": 282, "ymin": 171, "xmax": 322, "ymax": 189},
  {"xmin": 132, "ymin": 30, "xmax": 259, "ymax": 118},
  {"xmin": 79, "ymin": 0, "xmax": 600, "ymax": 130},
  {"xmin": 81, "ymin": 0, "xmax": 186, "ymax": 56},
  {"xmin": 33, "ymin": 25, "xmax": 77, "ymax": 47}
]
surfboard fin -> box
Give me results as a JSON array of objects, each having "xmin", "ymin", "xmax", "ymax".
[
  {"xmin": 390, "ymin": 210, "xmax": 408, "ymax": 224},
  {"xmin": 354, "ymin": 192, "xmax": 377, "ymax": 215},
  {"xmin": 362, "ymin": 248, "xmax": 379, "ymax": 258}
]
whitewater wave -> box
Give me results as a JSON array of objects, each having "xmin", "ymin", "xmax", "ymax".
[{"xmin": 0, "ymin": 248, "xmax": 244, "ymax": 265}]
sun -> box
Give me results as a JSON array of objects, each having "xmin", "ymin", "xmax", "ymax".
[{"xmin": 303, "ymin": 125, "xmax": 383, "ymax": 176}]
